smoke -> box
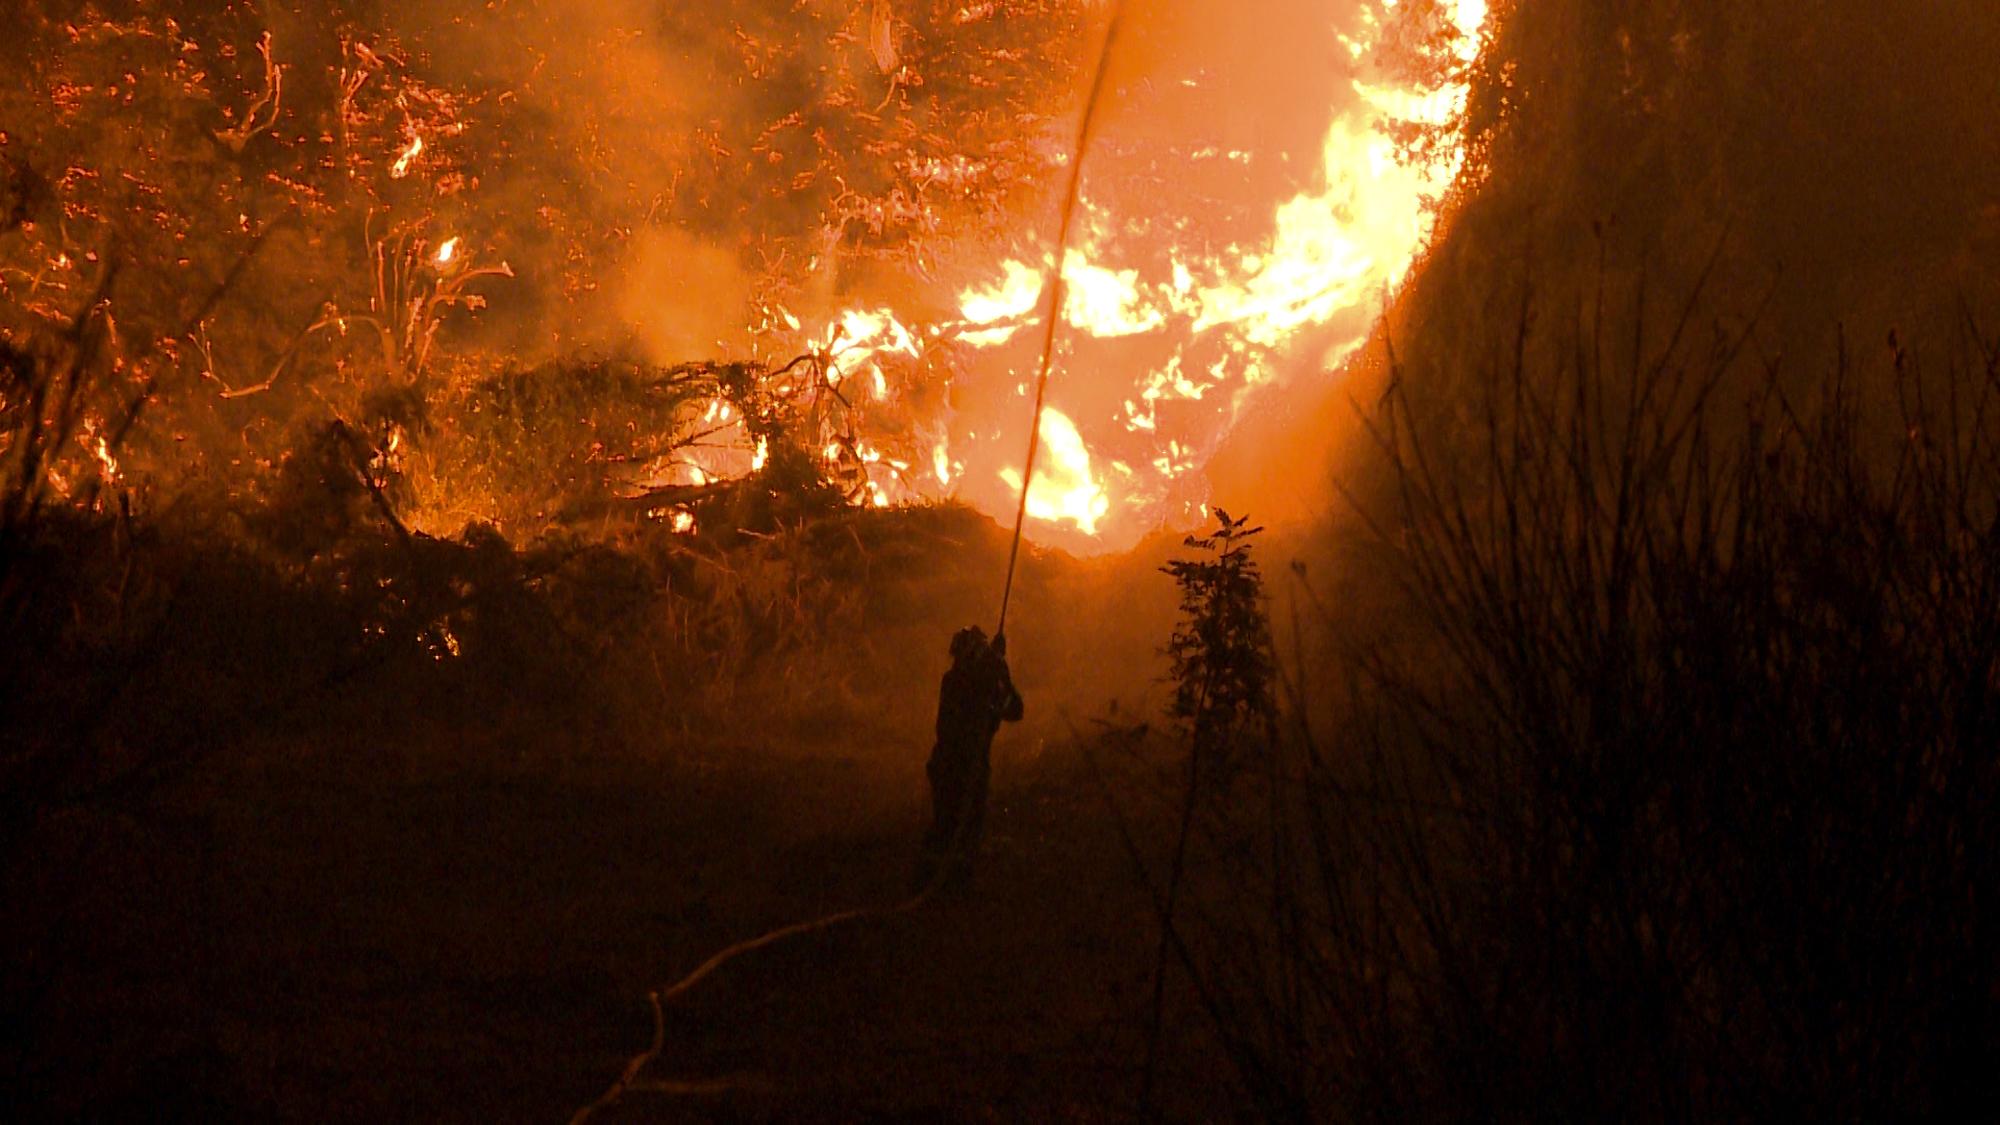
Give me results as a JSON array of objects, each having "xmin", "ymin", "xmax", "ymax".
[
  {"xmin": 1087, "ymin": 0, "xmax": 1357, "ymax": 233},
  {"xmin": 377, "ymin": 0, "xmax": 768, "ymax": 361},
  {"xmin": 50, "ymin": 1, "xmax": 1991, "ymax": 559},
  {"xmin": 268, "ymin": 2, "xmax": 1472, "ymax": 544},
  {"xmin": 385, "ymin": 0, "xmax": 1434, "ymax": 546},
  {"xmin": 618, "ymin": 229, "xmax": 758, "ymax": 365},
  {"xmin": 365, "ymin": 0, "xmax": 1094, "ymax": 368}
]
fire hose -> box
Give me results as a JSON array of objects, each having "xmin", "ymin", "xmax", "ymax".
[
  {"xmin": 570, "ymin": 7, "xmax": 1126, "ymax": 1119},
  {"xmin": 994, "ymin": 2, "xmax": 1124, "ymax": 641}
]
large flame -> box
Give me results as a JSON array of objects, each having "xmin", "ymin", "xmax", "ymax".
[
  {"xmin": 999, "ymin": 407, "xmax": 1112, "ymax": 535},
  {"xmin": 664, "ymin": 0, "xmax": 1488, "ymax": 552},
  {"xmin": 935, "ymin": 0, "xmax": 1489, "ymax": 549}
]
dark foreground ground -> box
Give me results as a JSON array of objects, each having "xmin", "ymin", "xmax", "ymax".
[
  {"xmin": 10, "ymin": 728, "xmax": 1236, "ymax": 1122},
  {"xmin": 3, "ymin": 504, "xmax": 1248, "ymax": 1112}
]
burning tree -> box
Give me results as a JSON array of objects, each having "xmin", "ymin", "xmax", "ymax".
[{"xmin": 0, "ymin": 4, "xmax": 503, "ymax": 520}]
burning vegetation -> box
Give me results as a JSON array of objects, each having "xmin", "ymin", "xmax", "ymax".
[
  {"xmin": 0, "ymin": 0, "xmax": 1489, "ymax": 559},
  {"xmin": 5, "ymin": 0, "xmax": 2000, "ymax": 1120}
]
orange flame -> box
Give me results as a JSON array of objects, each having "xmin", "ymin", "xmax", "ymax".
[
  {"xmin": 660, "ymin": 1, "xmax": 1489, "ymax": 553},
  {"xmin": 932, "ymin": 0, "xmax": 1488, "ymax": 550},
  {"xmin": 390, "ymin": 126, "xmax": 423, "ymax": 179},
  {"xmin": 998, "ymin": 407, "xmax": 1110, "ymax": 535}
]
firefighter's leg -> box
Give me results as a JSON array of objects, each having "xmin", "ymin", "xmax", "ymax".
[
  {"xmin": 962, "ymin": 756, "xmax": 990, "ymax": 855},
  {"xmin": 921, "ymin": 753, "xmax": 964, "ymax": 856},
  {"xmin": 940, "ymin": 755, "xmax": 988, "ymax": 892},
  {"xmin": 915, "ymin": 755, "xmax": 966, "ymax": 893}
]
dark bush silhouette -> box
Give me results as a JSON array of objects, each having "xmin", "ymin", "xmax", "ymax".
[{"xmin": 1169, "ymin": 284, "xmax": 2000, "ymax": 1121}]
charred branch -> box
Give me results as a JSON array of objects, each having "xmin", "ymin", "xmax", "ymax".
[{"xmin": 213, "ymin": 32, "xmax": 284, "ymax": 155}]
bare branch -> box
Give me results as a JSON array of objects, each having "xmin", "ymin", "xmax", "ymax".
[{"xmin": 215, "ymin": 33, "xmax": 286, "ymax": 154}]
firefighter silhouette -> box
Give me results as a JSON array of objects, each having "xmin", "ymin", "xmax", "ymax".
[{"xmin": 917, "ymin": 625, "xmax": 1023, "ymax": 891}]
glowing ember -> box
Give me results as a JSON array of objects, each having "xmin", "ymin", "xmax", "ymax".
[
  {"xmin": 435, "ymin": 237, "xmax": 459, "ymax": 265},
  {"xmin": 430, "ymin": 622, "xmax": 462, "ymax": 661},
  {"xmin": 87, "ymin": 420, "xmax": 119, "ymax": 485},
  {"xmin": 390, "ymin": 126, "xmax": 423, "ymax": 179}
]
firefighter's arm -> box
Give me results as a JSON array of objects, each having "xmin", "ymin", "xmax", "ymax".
[{"xmin": 996, "ymin": 663, "xmax": 1024, "ymax": 722}]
